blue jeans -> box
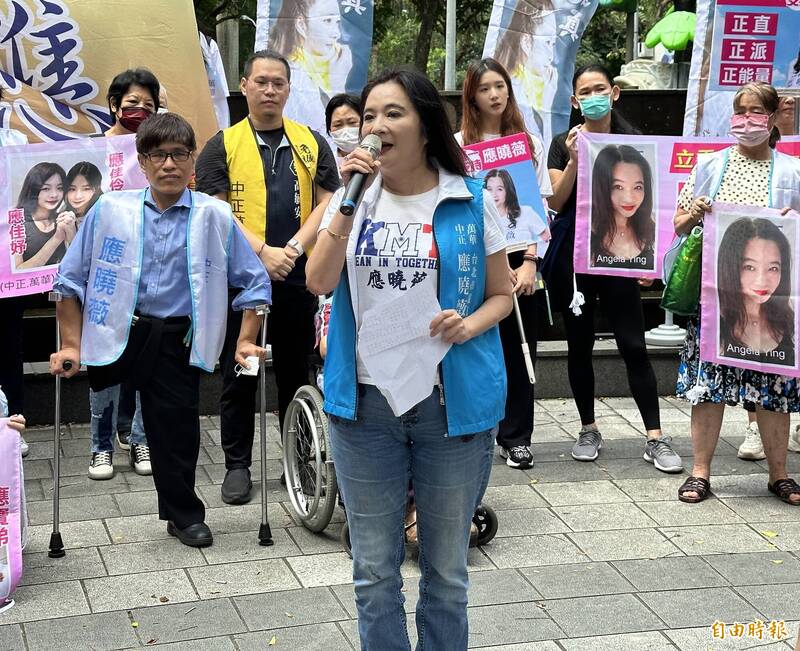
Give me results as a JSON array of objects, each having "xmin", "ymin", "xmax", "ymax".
[
  {"xmin": 90, "ymin": 386, "xmax": 146, "ymax": 453},
  {"xmin": 329, "ymin": 384, "xmax": 494, "ymax": 651}
]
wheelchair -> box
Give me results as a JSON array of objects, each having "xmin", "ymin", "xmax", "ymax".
[{"xmin": 281, "ymin": 364, "xmax": 499, "ymax": 555}]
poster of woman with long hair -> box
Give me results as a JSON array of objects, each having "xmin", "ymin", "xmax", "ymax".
[
  {"xmin": 701, "ymin": 203, "xmax": 800, "ymax": 376},
  {"xmin": 483, "ymin": 0, "xmax": 598, "ymax": 146},
  {"xmin": 258, "ymin": 0, "xmax": 373, "ymax": 137}
]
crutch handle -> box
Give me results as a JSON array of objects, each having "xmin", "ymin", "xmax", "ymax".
[{"xmin": 62, "ymin": 361, "xmax": 73, "ymax": 371}]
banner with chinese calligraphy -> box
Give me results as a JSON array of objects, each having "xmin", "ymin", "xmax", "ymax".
[
  {"xmin": 0, "ymin": 0, "xmax": 218, "ymax": 145},
  {"xmin": 0, "ymin": 134, "xmax": 146, "ymax": 298},
  {"xmin": 0, "ymin": 419, "xmax": 25, "ymax": 605},
  {"xmin": 575, "ymin": 132, "xmax": 800, "ymax": 278},
  {"xmin": 460, "ymin": 133, "xmax": 550, "ymax": 257},
  {"xmin": 256, "ymin": 0, "xmax": 374, "ymax": 138},
  {"xmin": 482, "ymin": 0, "xmax": 598, "ymax": 147},
  {"xmin": 684, "ymin": 0, "xmax": 800, "ymax": 136},
  {"xmin": 700, "ymin": 202, "xmax": 800, "ymax": 376}
]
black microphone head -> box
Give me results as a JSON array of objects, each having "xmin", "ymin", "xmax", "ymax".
[{"xmin": 360, "ymin": 134, "xmax": 382, "ymax": 160}]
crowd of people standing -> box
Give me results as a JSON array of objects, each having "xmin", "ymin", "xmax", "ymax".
[{"xmin": 0, "ymin": 47, "xmax": 798, "ymax": 650}]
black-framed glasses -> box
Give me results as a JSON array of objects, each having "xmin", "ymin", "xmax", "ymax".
[{"xmin": 142, "ymin": 150, "xmax": 193, "ymax": 164}]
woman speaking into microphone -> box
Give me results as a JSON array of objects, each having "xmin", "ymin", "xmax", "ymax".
[{"xmin": 306, "ymin": 68, "xmax": 511, "ymax": 650}]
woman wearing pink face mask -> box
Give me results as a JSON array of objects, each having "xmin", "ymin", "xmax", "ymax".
[
  {"xmin": 103, "ymin": 68, "xmax": 159, "ymax": 137},
  {"xmin": 673, "ymin": 81, "xmax": 800, "ymax": 506}
]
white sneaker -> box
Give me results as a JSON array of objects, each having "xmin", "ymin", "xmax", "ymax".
[
  {"xmin": 790, "ymin": 425, "xmax": 800, "ymax": 453},
  {"xmin": 738, "ymin": 422, "xmax": 766, "ymax": 460},
  {"xmin": 130, "ymin": 443, "xmax": 152, "ymax": 476},
  {"xmin": 88, "ymin": 451, "xmax": 114, "ymax": 480},
  {"xmin": 20, "ymin": 437, "xmax": 29, "ymax": 457}
]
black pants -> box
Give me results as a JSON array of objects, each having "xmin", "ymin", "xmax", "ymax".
[
  {"xmin": 116, "ymin": 380, "xmax": 138, "ymax": 435},
  {"xmin": 0, "ymin": 297, "xmax": 25, "ymax": 414},
  {"xmin": 220, "ymin": 282, "xmax": 316, "ymax": 470},
  {"xmin": 561, "ymin": 274, "xmax": 661, "ymax": 431},
  {"xmin": 132, "ymin": 323, "xmax": 204, "ymax": 528},
  {"xmin": 496, "ymin": 255, "xmax": 541, "ymax": 448}
]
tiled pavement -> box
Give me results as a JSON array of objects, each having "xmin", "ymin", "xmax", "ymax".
[{"xmin": 2, "ymin": 396, "xmax": 800, "ymax": 650}]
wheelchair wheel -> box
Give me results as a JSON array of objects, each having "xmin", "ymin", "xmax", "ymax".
[
  {"xmin": 340, "ymin": 520, "xmax": 352, "ymax": 558},
  {"xmin": 282, "ymin": 385, "xmax": 337, "ymax": 532},
  {"xmin": 471, "ymin": 504, "xmax": 498, "ymax": 547}
]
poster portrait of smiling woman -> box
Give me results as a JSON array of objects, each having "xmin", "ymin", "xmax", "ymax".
[{"xmin": 701, "ymin": 203, "xmax": 800, "ymax": 376}]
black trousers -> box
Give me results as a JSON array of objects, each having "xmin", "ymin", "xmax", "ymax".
[
  {"xmin": 220, "ymin": 282, "xmax": 316, "ymax": 470},
  {"xmin": 132, "ymin": 322, "xmax": 204, "ymax": 528},
  {"xmin": 561, "ymin": 274, "xmax": 661, "ymax": 431},
  {"xmin": 0, "ymin": 297, "xmax": 25, "ymax": 414},
  {"xmin": 116, "ymin": 380, "xmax": 138, "ymax": 435},
  {"xmin": 496, "ymin": 254, "xmax": 541, "ymax": 449}
]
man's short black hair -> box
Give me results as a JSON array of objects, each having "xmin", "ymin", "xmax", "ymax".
[
  {"xmin": 107, "ymin": 68, "xmax": 160, "ymax": 123},
  {"xmin": 243, "ymin": 49, "xmax": 291, "ymax": 82},
  {"xmin": 136, "ymin": 113, "xmax": 196, "ymax": 155},
  {"xmin": 325, "ymin": 93, "xmax": 361, "ymax": 134}
]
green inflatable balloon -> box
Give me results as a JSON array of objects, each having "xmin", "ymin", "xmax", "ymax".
[{"xmin": 645, "ymin": 10, "xmax": 696, "ymax": 51}]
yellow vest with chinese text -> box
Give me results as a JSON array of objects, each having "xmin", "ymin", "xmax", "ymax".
[{"xmin": 222, "ymin": 116, "xmax": 318, "ymax": 241}]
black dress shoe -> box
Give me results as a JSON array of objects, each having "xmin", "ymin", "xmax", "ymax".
[
  {"xmin": 221, "ymin": 468, "xmax": 252, "ymax": 504},
  {"xmin": 167, "ymin": 521, "xmax": 213, "ymax": 547}
]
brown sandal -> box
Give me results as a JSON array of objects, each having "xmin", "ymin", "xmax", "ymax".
[
  {"xmin": 768, "ymin": 478, "xmax": 800, "ymax": 506},
  {"xmin": 678, "ymin": 476, "xmax": 711, "ymax": 503}
]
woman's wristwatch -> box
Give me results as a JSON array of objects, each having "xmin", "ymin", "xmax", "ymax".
[
  {"xmin": 523, "ymin": 254, "xmax": 540, "ymax": 265},
  {"xmin": 287, "ymin": 238, "xmax": 304, "ymax": 256}
]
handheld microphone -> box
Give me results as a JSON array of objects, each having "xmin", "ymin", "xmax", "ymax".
[{"xmin": 339, "ymin": 134, "xmax": 382, "ymax": 216}]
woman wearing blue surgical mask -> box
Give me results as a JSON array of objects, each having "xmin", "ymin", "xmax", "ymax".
[{"xmin": 544, "ymin": 64, "xmax": 683, "ymax": 474}]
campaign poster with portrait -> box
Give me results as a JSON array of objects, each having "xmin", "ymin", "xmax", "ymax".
[
  {"xmin": 700, "ymin": 202, "xmax": 800, "ymax": 376},
  {"xmin": 575, "ymin": 133, "xmax": 800, "ymax": 279},
  {"xmin": 461, "ymin": 133, "xmax": 550, "ymax": 256},
  {"xmin": 0, "ymin": 134, "xmax": 146, "ymax": 298},
  {"xmin": 684, "ymin": 0, "xmax": 800, "ymax": 137},
  {"xmin": 482, "ymin": 0, "xmax": 598, "ymax": 147},
  {"xmin": 256, "ymin": 0, "xmax": 374, "ymax": 138},
  {"xmin": 0, "ymin": 419, "xmax": 24, "ymax": 604},
  {"xmin": 0, "ymin": 1, "xmax": 218, "ymax": 145}
]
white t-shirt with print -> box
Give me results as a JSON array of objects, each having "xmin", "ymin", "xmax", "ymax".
[
  {"xmin": 320, "ymin": 185, "xmax": 507, "ymax": 384},
  {"xmin": 502, "ymin": 205, "xmax": 549, "ymax": 253}
]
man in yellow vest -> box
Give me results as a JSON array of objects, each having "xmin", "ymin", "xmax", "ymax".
[{"xmin": 196, "ymin": 50, "xmax": 340, "ymax": 504}]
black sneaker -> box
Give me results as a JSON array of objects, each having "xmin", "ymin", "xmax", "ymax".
[
  {"xmin": 499, "ymin": 445, "xmax": 534, "ymax": 469},
  {"xmin": 116, "ymin": 430, "xmax": 131, "ymax": 451}
]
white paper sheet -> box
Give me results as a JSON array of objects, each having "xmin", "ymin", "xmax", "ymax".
[{"xmin": 357, "ymin": 288, "xmax": 451, "ymax": 417}]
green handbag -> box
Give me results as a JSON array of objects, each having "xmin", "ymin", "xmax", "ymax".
[{"xmin": 661, "ymin": 225, "xmax": 703, "ymax": 316}]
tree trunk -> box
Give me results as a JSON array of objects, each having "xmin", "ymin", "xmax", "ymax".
[{"xmin": 413, "ymin": 0, "xmax": 438, "ymax": 73}]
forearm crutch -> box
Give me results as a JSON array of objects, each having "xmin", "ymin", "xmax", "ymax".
[
  {"xmin": 512, "ymin": 293, "xmax": 535, "ymax": 385},
  {"xmin": 48, "ymin": 291, "xmax": 71, "ymax": 558},
  {"xmin": 256, "ymin": 304, "xmax": 274, "ymax": 547}
]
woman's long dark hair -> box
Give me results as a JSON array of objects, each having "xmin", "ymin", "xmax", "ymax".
[
  {"xmin": 494, "ymin": 0, "xmax": 554, "ymax": 73},
  {"xmin": 571, "ymin": 64, "xmax": 638, "ymax": 134},
  {"xmin": 718, "ymin": 217, "xmax": 794, "ymax": 350},
  {"xmin": 361, "ymin": 68, "xmax": 467, "ymax": 177},
  {"xmin": 484, "ymin": 168, "xmax": 520, "ymax": 228},
  {"xmin": 16, "ymin": 162, "xmax": 66, "ymax": 222},
  {"xmin": 460, "ymin": 58, "xmax": 537, "ymax": 164},
  {"xmin": 269, "ymin": 0, "xmax": 311, "ymax": 56},
  {"xmin": 66, "ymin": 161, "xmax": 103, "ymax": 217},
  {"xmin": 590, "ymin": 145, "xmax": 654, "ymax": 257}
]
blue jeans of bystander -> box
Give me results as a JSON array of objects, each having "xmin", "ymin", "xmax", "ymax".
[{"xmin": 90, "ymin": 386, "xmax": 146, "ymax": 453}]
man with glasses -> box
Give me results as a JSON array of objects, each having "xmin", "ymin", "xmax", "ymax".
[
  {"xmin": 196, "ymin": 49, "xmax": 340, "ymax": 505},
  {"xmin": 50, "ymin": 113, "xmax": 270, "ymax": 547}
]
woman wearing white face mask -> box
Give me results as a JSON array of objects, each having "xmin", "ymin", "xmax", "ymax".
[
  {"xmin": 674, "ymin": 81, "xmax": 800, "ymax": 506},
  {"xmin": 325, "ymin": 93, "xmax": 361, "ymax": 173}
]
